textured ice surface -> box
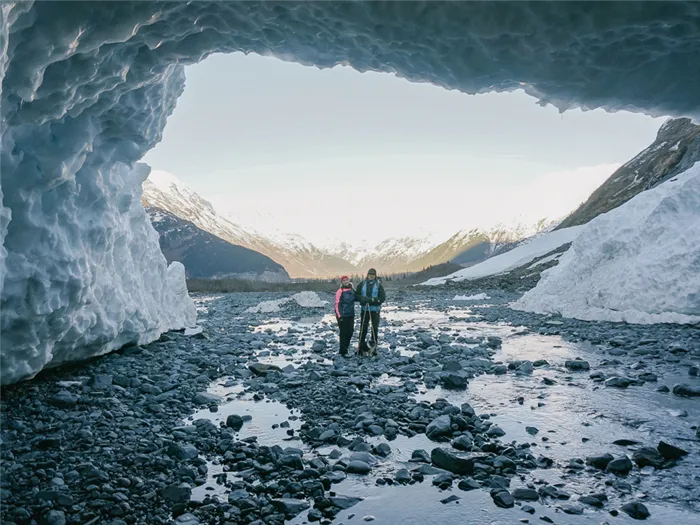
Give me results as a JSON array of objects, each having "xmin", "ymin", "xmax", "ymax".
[
  {"xmin": 453, "ymin": 293, "xmax": 490, "ymax": 301},
  {"xmin": 423, "ymin": 227, "xmax": 582, "ymax": 285},
  {"xmin": 2, "ymin": 1, "xmax": 700, "ymax": 381},
  {"xmin": 246, "ymin": 292, "xmax": 329, "ymax": 314},
  {"xmin": 514, "ymin": 163, "xmax": 700, "ymax": 324}
]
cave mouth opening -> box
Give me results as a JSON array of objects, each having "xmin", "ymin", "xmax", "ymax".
[
  {"xmin": 1, "ymin": 0, "xmax": 698, "ymax": 384},
  {"xmin": 140, "ymin": 50, "xmax": 666, "ymax": 279}
]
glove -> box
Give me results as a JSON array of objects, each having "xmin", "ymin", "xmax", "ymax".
[{"xmin": 371, "ymin": 298, "xmax": 380, "ymax": 305}]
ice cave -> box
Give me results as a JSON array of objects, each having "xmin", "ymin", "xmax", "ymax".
[{"xmin": 1, "ymin": 1, "xmax": 700, "ymax": 384}]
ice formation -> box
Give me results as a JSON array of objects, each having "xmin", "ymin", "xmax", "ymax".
[
  {"xmin": 2, "ymin": 1, "xmax": 700, "ymax": 382},
  {"xmin": 246, "ymin": 292, "xmax": 329, "ymax": 314},
  {"xmin": 514, "ymin": 163, "xmax": 700, "ymax": 324},
  {"xmin": 453, "ymin": 293, "xmax": 490, "ymax": 301},
  {"xmin": 423, "ymin": 227, "xmax": 583, "ymax": 286}
]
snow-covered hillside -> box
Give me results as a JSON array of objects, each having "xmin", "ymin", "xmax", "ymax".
[
  {"xmin": 422, "ymin": 226, "xmax": 582, "ymax": 285},
  {"xmin": 514, "ymin": 162, "xmax": 700, "ymax": 324}
]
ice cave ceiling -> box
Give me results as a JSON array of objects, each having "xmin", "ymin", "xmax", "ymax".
[{"xmin": 1, "ymin": 0, "xmax": 700, "ymax": 384}]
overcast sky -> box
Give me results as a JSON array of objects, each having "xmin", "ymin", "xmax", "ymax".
[{"xmin": 143, "ymin": 52, "xmax": 665, "ymax": 247}]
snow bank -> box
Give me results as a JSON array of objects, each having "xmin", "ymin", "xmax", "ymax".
[
  {"xmin": 0, "ymin": 164, "xmax": 196, "ymax": 385},
  {"xmin": 246, "ymin": 292, "xmax": 328, "ymax": 314},
  {"xmin": 514, "ymin": 163, "xmax": 700, "ymax": 324},
  {"xmin": 453, "ymin": 293, "xmax": 491, "ymax": 301},
  {"xmin": 423, "ymin": 227, "xmax": 582, "ymax": 286}
]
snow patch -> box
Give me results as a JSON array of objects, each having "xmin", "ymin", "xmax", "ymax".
[
  {"xmin": 526, "ymin": 253, "xmax": 562, "ymax": 270},
  {"xmin": 514, "ymin": 162, "xmax": 700, "ymax": 324},
  {"xmin": 246, "ymin": 292, "xmax": 328, "ymax": 314},
  {"xmin": 453, "ymin": 293, "xmax": 490, "ymax": 301},
  {"xmin": 422, "ymin": 227, "xmax": 582, "ymax": 285}
]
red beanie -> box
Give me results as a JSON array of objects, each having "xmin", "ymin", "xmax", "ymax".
[{"xmin": 340, "ymin": 275, "xmax": 349, "ymax": 281}]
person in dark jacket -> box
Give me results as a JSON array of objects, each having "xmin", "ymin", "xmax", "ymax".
[
  {"xmin": 334, "ymin": 275, "xmax": 356, "ymax": 356},
  {"xmin": 356, "ymin": 268, "xmax": 386, "ymax": 355}
]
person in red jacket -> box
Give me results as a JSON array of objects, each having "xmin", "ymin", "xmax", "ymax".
[{"xmin": 334, "ymin": 275, "xmax": 357, "ymax": 356}]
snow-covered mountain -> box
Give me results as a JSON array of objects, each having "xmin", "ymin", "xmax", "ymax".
[
  {"xmin": 147, "ymin": 207, "xmax": 290, "ymax": 281},
  {"xmin": 142, "ymin": 171, "xmax": 356, "ymax": 278}
]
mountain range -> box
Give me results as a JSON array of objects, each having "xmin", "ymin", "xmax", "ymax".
[{"xmin": 141, "ymin": 170, "xmax": 551, "ymax": 279}]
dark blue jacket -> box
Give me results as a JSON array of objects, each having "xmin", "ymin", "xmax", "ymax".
[
  {"xmin": 358, "ymin": 279, "xmax": 386, "ymax": 313},
  {"xmin": 335, "ymin": 286, "xmax": 356, "ymax": 318}
]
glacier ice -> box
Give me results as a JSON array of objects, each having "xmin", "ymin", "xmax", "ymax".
[
  {"xmin": 246, "ymin": 292, "xmax": 329, "ymax": 314},
  {"xmin": 2, "ymin": 1, "xmax": 700, "ymax": 382},
  {"xmin": 513, "ymin": 163, "xmax": 700, "ymax": 324}
]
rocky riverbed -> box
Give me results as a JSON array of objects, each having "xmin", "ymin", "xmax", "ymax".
[{"xmin": 1, "ymin": 290, "xmax": 699, "ymax": 525}]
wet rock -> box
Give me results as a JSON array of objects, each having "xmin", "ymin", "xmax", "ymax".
[
  {"xmin": 632, "ymin": 447, "xmax": 665, "ymax": 469},
  {"xmin": 458, "ymin": 478, "xmax": 480, "ymax": 491},
  {"xmin": 174, "ymin": 514, "xmax": 200, "ymax": 524},
  {"xmin": 521, "ymin": 505, "xmax": 536, "ymax": 514},
  {"xmin": 586, "ymin": 453, "xmax": 614, "ymax": 470},
  {"xmin": 579, "ymin": 495, "xmax": 605, "ymax": 507},
  {"xmin": 272, "ymin": 498, "xmax": 310, "ymax": 516},
  {"xmin": 430, "ymin": 448, "xmax": 480, "ymax": 475},
  {"xmin": 513, "ymin": 488, "xmax": 539, "ymax": 501},
  {"xmin": 491, "ymin": 489, "xmax": 515, "ymax": 508},
  {"xmin": 432, "ymin": 473, "xmax": 454, "ymax": 488},
  {"xmin": 516, "ymin": 361, "xmax": 534, "ymax": 375},
  {"xmin": 460, "ymin": 403, "xmax": 476, "ymax": 417},
  {"xmin": 441, "ymin": 495, "xmax": 460, "ymax": 504},
  {"xmin": 492, "ymin": 365, "xmax": 508, "ymax": 375},
  {"xmin": 440, "ymin": 371, "xmax": 468, "ymax": 389},
  {"xmin": 42, "ymin": 510, "xmax": 66, "ymax": 525},
  {"xmin": 565, "ymin": 359, "xmax": 590, "ymax": 371},
  {"xmin": 606, "ymin": 456, "xmax": 633, "ymax": 475},
  {"xmin": 451, "ymin": 435, "xmax": 473, "ymax": 451},
  {"xmin": 374, "ymin": 443, "xmax": 391, "ymax": 457},
  {"xmin": 525, "ymin": 426, "xmax": 539, "ymax": 435},
  {"xmin": 410, "ymin": 449, "xmax": 431, "ymax": 463},
  {"xmin": 487, "ymin": 336, "xmax": 502, "ymax": 349},
  {"xmin": 192, "ymin": 392, "xmax": 222, "ymax": 405},
  {"xmin": 395, "ymin": 469, "xmax": 412, "ymax": 484},
  {"xmin": 226, "ymin": 414, "xmax": 244, "ymax": 431},
  {"xmin": 162, "ymin": 483, "xmax": 192, "ymax": 503},
  {"xmin": 560, "ymin": 503, "xmax": 584, "ymax": 515},
  {"xmin": 657, "ymin": 441, "xmax": 688, "ymax": 460},
  {"xmin": 672, "ymin": 384, "xmax": 700, "ymax": 397},
  {"xmin": 621, "ymin": 501, "xmax": 651, "ymax": 520},
  {"xmin": 330, "ymin": 495, "xmax": 362, "ymax": 509},
  {"xmin": 486, "ymin": 425, "xmax": 506, "ymax": 437},
  {"xmin": 168, "ymin": 443, "xmax": 198, "ymax": 461},
  {"xmin": 426, "ymin": 415, "xmax": 452, "ymax": 441},
  {"xmin": 88, "ymin": 374, "xmax": 113, "ymax": 389},
  {"xmin": 605, "ymin": 376, "xmax": 633, "ymax": 388},
  {"xmin": 656, "ymin": 385, "xmax": 670, "ymax": 393},
  {"xmin": 249, "ymin": 362, "xmax": 283, "ymax": 376},
  {"xmin": 346, "ymin": 461, "xmax": 371, "ymax": 474},
  {"xmin": 49, "ymin": 391, "xmax": 79, "ymax": 408}
]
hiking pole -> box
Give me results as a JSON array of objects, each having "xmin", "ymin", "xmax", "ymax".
[{"xmin": 357, "ymin": 302, "xmax": 367, "ymax": 356}]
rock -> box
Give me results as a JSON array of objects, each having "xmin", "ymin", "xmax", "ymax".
[
  {"xmin": 319, "ymin": 429, "xmax": 337, "ymax": 442},
  {"xmin": 492, "ymin": 365, "xmax": 508, "ymax": 375},
  {"xmin": 168, "ymin": 443, "xmax": 198, "ymax": 461},
  {"xmin": 411, "ymin": 449, "xmax": 431, "ymax": 463},
  {"xmin": 346, "ymin": 461, "xmax": 371, "ymax": 474},
  {"xmin": 487, "ymin": 336, "xmax": 502, "ymax": 349},
  {"xmin": 271, "ymin": 498, "xmax": 310, "ymax": 516},
  {"xmin": 432, "ymin": 473, "xmax": 454, "ymax": 488},
  {"xmin": 513, "ymin": 488, "xmax": 539, "ymax": 501},
  {"xmin": 442, "ymin": 360, "xmax": 462, "ymax": 371},
  {"xmin": 330, "ymin": 495, "xmax": 362, "ymax": 509},
  {"xmin": 632, "ymin": 447, "xmax": 665, "ymax": 469},
  {"xmin": 460, "ymin": 403, "xmax": 476, "ymax": 417},
  {"xmin": 657, "ymin": 441, "xmax": 688, "ymax": 460},
  {"xmin": 486, "ymin": 425, "xmax": 506, "ymax": 437},
  {"xmin": 162, "ymin": 483, "xmax": 192, "ymax": 503},
  {"xmin": 430, "ymin": 448, "xmax": 480, "ymax": 475},
  {"xmin": 606, "ymin": 456, "xmax": 633, "ymax": 475},
  {"xmin": 249, "ymin": 362, "xmax": 283, "ymax": 376},
  {"xmin": 451, "ymin": 435, "xmax": 473, "ymax": 451},
  {"xmin": 374, "ymin": 443, "xmax": 391, "ymax": 457},
  {"xmin": 441, "ymin": 495, "xmax": 460, "ymax": 504},
  {"xmin": 349, "ymin": 452, "xmax": 378, "ymax": 466},
  {"xmin": 43, "ymin": 510, "xmax": 66, "ymax": 525},
  {"xmin": 560, "ymin": 503, "xmax": 584, "ymax": 515},
  {"xmin": 226, "ymin": 414, "xmax": 244, "ymax": 431},
  {"xmin": 565, "ymin": 360, "xmax": 590, "ymax": 371},
  {"xmin": 621, "ymin": 501, "xmax": 651, "ymax": 520},
  {"xmin": 88, "ymin": 374, "xmax": 113, "ymax": 389},
  {"xmin": 49, "ymin": 391, "xmax": 79, "ymax": 408},
  {"xmin": 458, "ymin": 478, "xmax": 480, "ymax": 491},
  {"xmin": 521, "ymin": 505, "xmax": 536, "ymax": 514},
  {"xmin": 525, "ymin": 426, "xmax": 538, "ymax": 435},
  {"xmin": 585, "ymin": 453, "xmax": 614, "ymax": 470},
  {"xmin": 672, "ymin": 384, "xmax": 700, "ymax": 397},
  {"xmin": 579, "ymin": 495, "xmax": 605, "ymax": 507},
  {"xmin": 516, "ymin": 361, "xmax": 534, "ymax": 375},
  {"xmin": 426, "ymin": 415, "xmax": 452, "ymax": 441},
  {"xmin": 192, "ymin": 392, "xmax": 222, "ymax": 405},
  {"xmin": 440, "ymin": 371, "xmax": 468, "ymax": 389},
  {"xmin": 174, "ymin": 514, "xmax": 200, "ymax": 524},
  {"xmin": 491, "ymin": 490, "xmax": 515, "ymax": 508},
  {"xmin": 605, "ymin": 377, "xmax": 633, "ymax": 388}
]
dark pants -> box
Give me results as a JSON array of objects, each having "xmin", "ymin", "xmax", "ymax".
[
  {"xmin": 337, "ymin": 316, "xmax": 354, "ymax": 355},
  {"xmin": 358, "ymin": 310, "xmax": 380, "ymax": 349}
]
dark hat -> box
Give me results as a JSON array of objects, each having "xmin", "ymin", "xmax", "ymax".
[{"xmin": 367, "ymin": 268, "xmax": 377, "ymax": 275}]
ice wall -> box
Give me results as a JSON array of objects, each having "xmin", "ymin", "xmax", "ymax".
[
  {"xmin": 2, "ymin": 1, "xmax": 700, "ymax": 382},
  {"xmin": 513, "ymin": 163, "xmax": 700, "ymax": 324}
]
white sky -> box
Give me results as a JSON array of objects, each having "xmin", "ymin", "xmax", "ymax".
[{"xmin": 144, "ymin": 52, "xmax": 665, "ymax": 247}]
